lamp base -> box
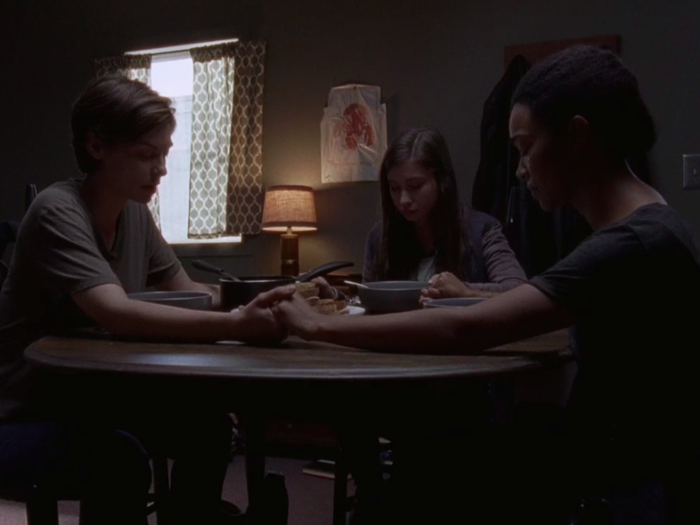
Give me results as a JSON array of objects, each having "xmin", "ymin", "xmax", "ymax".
[{"xmin": 280, "ymin": 233, "xmax": 299, "ymax": 277}]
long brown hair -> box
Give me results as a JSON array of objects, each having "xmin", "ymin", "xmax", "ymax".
[{"xmin": 376, "ymin": 127, "xmax": 469, "ymax": 280}]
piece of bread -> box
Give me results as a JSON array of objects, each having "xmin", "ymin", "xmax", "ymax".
[
  {"xmin": 334, "ymin": 299, "xmax": 347, "ymax": 311},
  {"xmin": 313, "ymin": 298, "xmax": 338, "ymax": 315},
  {"xmin": 306, "ymin": 296, "xmax": 320, "ymax": 307},
  {"xmin": 295, "ymin": 282, "xmax": 319, "ymax": 299}
]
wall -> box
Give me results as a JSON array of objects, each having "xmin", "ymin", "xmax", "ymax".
[{"xmin": 2, "ymin": 0, "xmax": 700, "ymax": 280}]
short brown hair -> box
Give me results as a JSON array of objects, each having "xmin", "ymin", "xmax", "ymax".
[{"xmin": 71, "ymin": 75, "xmax": 175, "ymax": 174}]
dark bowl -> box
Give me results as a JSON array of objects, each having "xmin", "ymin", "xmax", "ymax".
[
  {"xmin": 357, "ymin": 281, "xmax": 428, "ymax": 314},
  {"xmin": 220, "ymin": 276, "xmax": 296, "ymax": 310}
]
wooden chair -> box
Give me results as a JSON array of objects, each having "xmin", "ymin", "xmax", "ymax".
[{"xmin": 0, "ymin": 184, "xmax": 36, "ymax": 286}]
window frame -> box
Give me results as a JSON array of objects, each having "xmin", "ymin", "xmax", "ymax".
[{"xmin": 126, "ymin": 39, "xmax": 244, "ymax": 252}]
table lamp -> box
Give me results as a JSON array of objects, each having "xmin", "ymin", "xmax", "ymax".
[{"xmin": 261, "ymin": 185, "xmax": 317, "ymax": 276}]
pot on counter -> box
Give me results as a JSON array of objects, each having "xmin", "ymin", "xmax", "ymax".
[{"xmin": 192, "ymin": 260, "xmax": 354, "ymax": 310}]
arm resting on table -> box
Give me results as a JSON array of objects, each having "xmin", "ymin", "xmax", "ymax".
[
  {"xmin": 73, "ymin": 283, "xmax": 290, "ymax": 342},
  {"xmin": 277, "ymin": 284, "xmax": 574, "ymax": 355}
]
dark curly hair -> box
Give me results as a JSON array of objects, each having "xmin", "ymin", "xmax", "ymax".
[
  {"xmin": 71, "ymin": 75, "xmax": 175, "ymax": 174},
  {"xmin": 512, "ymin": 45, "xmax": 656, "ymax": 162}
]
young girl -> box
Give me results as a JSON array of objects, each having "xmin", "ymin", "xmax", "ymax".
[
  {"xmin": 314, "ymin": 126, "xmax": 526, "ymax": 302},
  {"xmin": 366, "ymin": 126, "xmax": 525, "ymax": 294},
  {"xmin": 270, "ymin": 46, "xmax": 700, "ymax": 524}
]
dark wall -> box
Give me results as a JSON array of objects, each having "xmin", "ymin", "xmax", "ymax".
[{"xmin": 3, "ymin": 0, "xmax": 700, "ymax": 281}]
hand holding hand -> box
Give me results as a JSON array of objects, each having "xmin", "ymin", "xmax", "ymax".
[
  {"xmin": 420, "ymin": 272, "xmax": 474, "ymax": 301},
  {"xmin": 271, "ymin": 291, "xmax": 324, "ymax": 340},
  {"xmin": 235, "ymin": 285, "xmax": 296, "ymax": 343},
  {"xmin": 310, "ymin": 277, "xmax": 336, "ymax": 299}
]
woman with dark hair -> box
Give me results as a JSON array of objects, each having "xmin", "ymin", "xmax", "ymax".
[
  {"xmin": 272, "ymin": 46, "xmax": 700, "ymax": 524},
  {"xmin": 369, "ymin": 126, "xmax": 526, "ymax": 298},
  {"xmin": 316, "ymin": 126, "xmax": 526, "ymax": 301}
]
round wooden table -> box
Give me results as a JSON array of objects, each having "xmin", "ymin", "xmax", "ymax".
[
  {"xmin": 25, "ymin": 330, "xmax": 570, "ymax": 381},
  {"xmin": 25, "ymin": 330, "xmax": 572, "ymax": 525}
]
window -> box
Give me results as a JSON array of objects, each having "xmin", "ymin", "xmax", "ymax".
[{"xmin": 128, "ymin": 40, "xmax": 242, "ymax": 245}]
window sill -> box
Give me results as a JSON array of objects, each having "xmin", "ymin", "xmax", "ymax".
[
  {"xmin": 169, "ymin": 236, "xmax": 242, "ymax": 246},
  {"xmin": 170, "ymin": 237, "xmax": 251, "ymax": 258}
]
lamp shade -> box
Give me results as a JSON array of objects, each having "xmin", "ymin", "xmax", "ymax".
[{"xmin": 261, "ymin": 185, "xmax": 318, "ymax": 233}]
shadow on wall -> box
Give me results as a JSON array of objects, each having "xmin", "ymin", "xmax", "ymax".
[{"xmin": 302, "ymin": 183, "xmax": 381, "ymax": 272}]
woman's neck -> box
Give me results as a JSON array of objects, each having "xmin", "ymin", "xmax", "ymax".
[
  {"xmin": 80, "ymin": 175, "xmax": 128, "ymax": 247},
  {"xmin": 572, "ymin": 162, "xmax": 665, "ymax": 231}
]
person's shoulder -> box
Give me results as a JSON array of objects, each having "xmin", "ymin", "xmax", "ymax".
[
  {"xmin": 33, "ymin": 180, "xmax": 82, "ymax": 209},
  {"xmin": 612, "ymin": 204, "xmax": 693, "ymax": 244},
  {"xmin": 17, "ymin": 180, "xmax": 90, "ymax": 240},
  {"xmin": 632, "ymin": 202, "xmax": 688, "ymax": 228},
  {"xmin": 628, "ymin": 203, "xmax": 698, "ymax": 253},
  {"xmin": 366, "ymin": 222, "xmax": 382, "ymax": 240},
  {"xmin": 25, "ymin": 179, "xmax": 86, "ymax": 224},
  {"xmin": 466, "ymin": 209, "xmax": 501, "ymax": 231}
]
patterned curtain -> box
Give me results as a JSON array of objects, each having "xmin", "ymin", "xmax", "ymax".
[
  {"xmin": 188, "ymin": 41, "xmax": 266, "ymax": 238},
  {"xmin": 188, "ymin": 43, "xmax": 236, "ymax": 238},
  {"xmin": 93, "ymin": 54, "xmax": 162, "ymax": 228},
  {"xmin": 227, "ymin": 41, "xmax": 266, "ymax": 235}
]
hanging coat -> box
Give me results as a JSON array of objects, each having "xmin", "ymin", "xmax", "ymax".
[{"xmin": 471, "ymin": 54, "xmax": 592, "ymax": 278}]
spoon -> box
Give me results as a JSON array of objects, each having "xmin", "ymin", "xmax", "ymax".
[
  {"xmin": 192, "ymin": 260, "xmax": 241, "ymax": 282},
  {"xmin": 344, "ymin": 280, "xmax": 369, "ymax": 289}
]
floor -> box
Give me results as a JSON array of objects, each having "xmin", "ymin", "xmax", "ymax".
[{"xmin": 0, "ymin": 456, "xmax": 351, "ymax": 525}]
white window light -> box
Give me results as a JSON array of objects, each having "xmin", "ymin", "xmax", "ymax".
[{"xmin": 128, "ymin": 40, "xmax": 241, "ymax": 245}]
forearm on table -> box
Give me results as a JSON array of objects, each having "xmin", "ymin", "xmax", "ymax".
[
  {"xmin": 309, "ymin": 284, "xmax": 571, "ymax": 355},
  {"xmin": 75, "ymin": 284, "xmax": 238, "ymax": 341},
  {"xmin": 95, "ymin": 300, "xmax": 242, "ymax": 341},
  {"xmin": 310, "ymin": 308, "xmax": 504, "ymax": 355}
]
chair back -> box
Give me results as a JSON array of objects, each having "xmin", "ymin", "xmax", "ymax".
[
  {"xmin": 1, "ymin": 184, "xmax": 38, "ymax": 288},
  {"xmin": 25, "ymin": 184, "xmax": 37, "ymax": 214}
]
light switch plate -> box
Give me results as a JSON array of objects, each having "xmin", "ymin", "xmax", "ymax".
[{"xmin": 683, "ymin": 154, "xmax": 700, "ymax": 189}]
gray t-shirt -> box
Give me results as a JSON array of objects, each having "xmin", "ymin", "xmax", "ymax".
[
  {"xmin": 529, "ymin": 203, "xmax": 700, "ymax": 460},
  {"xmin": 0, "ymin": 179, "xmax": 181, "ymax": 421}
]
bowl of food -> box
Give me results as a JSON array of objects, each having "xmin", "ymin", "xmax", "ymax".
[
  {"xmin": 356, "ymin": 281, "xmax": 428, "ymax": 314},
  {"xmin": 422, "ymin": 297, "xmax": 486, "ymax": 309},
  {"xmin": 127, "ymin": 291, "xmax": 213, "ymax": 311}
]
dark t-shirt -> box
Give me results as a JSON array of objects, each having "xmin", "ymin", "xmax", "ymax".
[
  {"xmin": 0, "ymin": 179, "xmax": 181, "ymax": 421},
  {"xmin": 530, "ymin": 203, "xmax": 700, "ymax": 466}
]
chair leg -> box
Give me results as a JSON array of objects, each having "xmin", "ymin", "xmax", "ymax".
[
  {"xmin": 152, "ymin": 455, "xmax": 171, "ymax": 525},
  {"xmin": 333, "ymin": 450, "xmax": 349, "ymax": 525},
  {"xmin": 26, "ymin": 485, "xmax": 59, "ymax": 525}
]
